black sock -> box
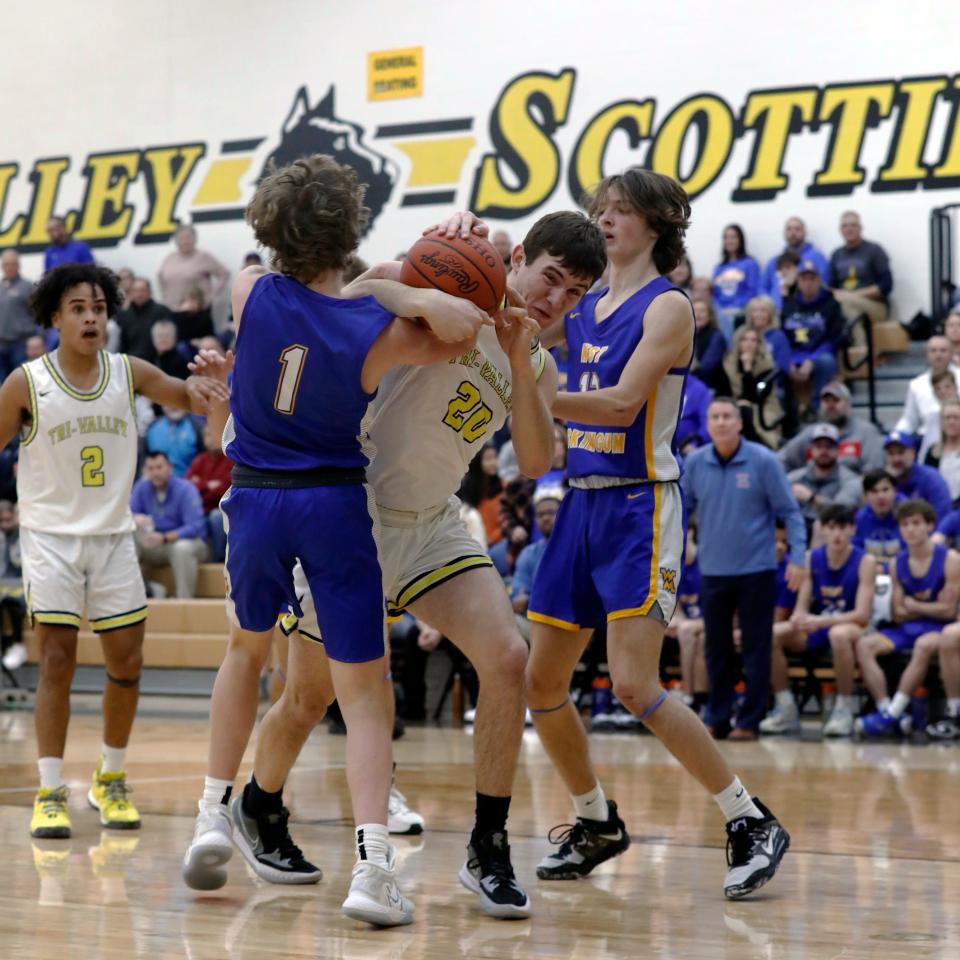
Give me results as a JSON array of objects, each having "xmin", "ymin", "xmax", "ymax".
[
  {"xmin": 474, "ymin": 793, "xmax": 511, "ymax": 841},
  {"xmin": 243, "ymin": 774, "xmax": 283, "ymax": 819}
]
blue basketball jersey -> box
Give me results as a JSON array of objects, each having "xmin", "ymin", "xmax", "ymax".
[
  {"xmin": 564, "ymin": 277, "xmax": 692, "ymax": 482},
  {"xmin": 809, "ymin": 545, "xmax": 863, "ymax": 615},
  {"xmin": 895, "ymin": 543, "xmax": 948, "ymax": 608},
  {"xmin": 224, "ymin": 273, "xmax": 393, "ymax": 471}
]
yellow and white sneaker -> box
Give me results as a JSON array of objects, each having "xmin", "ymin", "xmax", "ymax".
[
  {"xmin": 32, "ymin": 841, "xmax": 71, "ymax": 906},
  {"xmin": 30, "ymin": 786, "xmax": 71, "ymax": 839},
  {"xmin": 88, "ymin": 762, "xmax": 141, "ymax": 830}
]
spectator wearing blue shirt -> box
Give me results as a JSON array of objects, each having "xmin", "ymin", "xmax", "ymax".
[
  {"xmin": 131, "ymin": 451, "xmax": 208, "ymax": 597},
  {"xmin": 511, "ymin": 486, "xmax": 562, "ymax": 640},
  {"xmin": 43, "ymin": 216, "xmax": 94, "ymax": 272},
  {"xmin": 853, "ymin": 470, "xmax": 904, "ymax": 568},
  {"xmin": 760, "ymin": 217, "xmax": 829, "ymax": 311},
  {"xmin": 677, "ymin": 372, "xmax": 712, "ymax": 453},
  {"xmin": 828, "ymin": 211, "xmax": 893, "ymax": 325},
  {"xmin": 884, "ymin": 430, "xmax": 952, "ymax": 521},
  {"xmin": 711, "ymin": 224, "xmax": 760, "ymax": 345},
  {"xmin": 781, "ymin": 262, "xmax": 845, "ymax": 415},
  {"xmin": 682, "ymin": 398, "xmax": 807, "ymax": 740},
  {"xmin": 691, "ymin": 298, "xmax": 729, "ymax": 395},
  {"xmin": 145, "ymin": 406, "xmax": 201, "ymax": 476}
]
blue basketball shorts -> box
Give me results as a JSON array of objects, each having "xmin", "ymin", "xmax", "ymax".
[
  {"xmin": 220, "ymin": 483, "xmax": 386, "ymax": 663},
  {"xmin": 805, "ymin": 627, "xmax": 831, "ymax": 652},
  {"xmin": 528, "ymin": 481, "xmax": 685, "ymax": 632},
  {"xmin": 879, "ymin": 618, "xmax": 947, "ymax": 653}
]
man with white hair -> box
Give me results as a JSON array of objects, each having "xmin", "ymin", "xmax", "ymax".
[
  {"xmin": 828, "ymin": 212, "xmax": 893, "ymax": 325},
  {"xmin": 895, "ymin": 335, "xmax": 960, "ymax": 439}
]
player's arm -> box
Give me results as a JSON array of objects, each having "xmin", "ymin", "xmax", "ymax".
[
  {"xmin": 231, "ymin": 265, "xmax": 269, "ymax": 335},
  {"xmin": 187, "ymin": 350, "xmax": 234, "ymax": 452},
  {"xmin": 889, "ymin": 564, "xmax": 909, "ymax": 622},
  {"xmin": 361, "ymin": 318, "xmax": 478, "ymax": 394},
  {"xmin": 0, "ymin": 369, "xmax": 32, "ymax": 450},
  {"xmin": 343, "ymin": 275, "xmax": 493, "ymax": 344},
  {"xmin": 904, "ymin": 550, "xmax": 960, "ymax": 620},
  {"xmin": 129, "ymin": 356, "xmax": 230, "ymax": 416},
  {"xmin": 788, "ymin": 556, "xmax": 812, "ymax": 627},
  {"xmin": 846, "ymin": 553, "xmax": 878, "ymax": 627},
  {"xmin": 552, "ymin": 291, "xmax": 690, "ymax": 426}
]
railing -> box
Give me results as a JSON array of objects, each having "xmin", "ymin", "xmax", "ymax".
[{"xmin": 931, "ymin": 203, "xmax": 960, "ymax": 324}]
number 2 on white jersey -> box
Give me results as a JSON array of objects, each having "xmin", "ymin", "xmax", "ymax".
[{"xmin": 274, "ymin": 345, "xmax": 308, "ymax": 415}]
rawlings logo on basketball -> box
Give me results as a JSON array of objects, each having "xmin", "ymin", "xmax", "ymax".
[{"xmin": 416, "ymin": 252, "xmax": 480, "ymax": 295}]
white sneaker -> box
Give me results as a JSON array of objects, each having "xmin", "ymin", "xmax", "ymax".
[
  {"xmin": 822, "ymin": 707, "xmax": 854, "ymax": 738},
  {"xmin": 182, "ymin": 802, "xmax": 233, "ymax": 890},
  {"xmin": 388, "ymin": 784, "xmax": 424, "ymax": 836},
  {"xmin": 342, "ymin": 848, "xmax": 414, "ymax": 926},
  {"xmin": 2, "ymin": 642, "xmax": 27, "ymax": 671},
  {"xmin": 758, "ymin": 705, "xmax": 799, "ymax": 735}
]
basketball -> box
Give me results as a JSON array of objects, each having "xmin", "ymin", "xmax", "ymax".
[{"xmin": 400, "ymin": 230, "xmax": 507, "ymax": 313}]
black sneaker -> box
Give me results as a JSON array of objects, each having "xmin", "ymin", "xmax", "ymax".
[
  {"xmin": 724, "ymin": 799, "xmax": 790, "ymax": 899},
  {"xmin": 926, "ymin": 716, "xmax": 960, "ymax": 741},
  {"xmin": 229, "ymin": 795, "xmax": 322, "ymax": 885},
  {"xmin": 458, "ymin": 829, "xmax": 530, "ymax": 919},
  {"xmin": 535, "ymin": 800, "xmax": 631, "ymax": 880}
]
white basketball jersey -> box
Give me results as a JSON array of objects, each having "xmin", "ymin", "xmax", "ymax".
[
  {"xmin": 18, "ymin": 351, "xmax": 138, "ymax": 535},
  {"xmin": 369, "ymin": 326, "xmax": 534, "ymax": 511}
]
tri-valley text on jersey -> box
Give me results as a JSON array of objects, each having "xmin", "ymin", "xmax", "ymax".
[
  {"xmin": 47, "ymin": 415, "xmax": 130, "ymax": 446},
  {"xmin": 2, "ymin": 69, "xmax": 959, "ymax": 251}
]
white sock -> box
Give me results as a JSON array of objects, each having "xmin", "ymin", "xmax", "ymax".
[
  {"xmin": 202, "ymin": 776, "xmax": 234, "ymax": 809},
  {"xmin": 714, "ymin": 776, "xmax": 764, "ymax": 822},
  {"xmin": 356, "ymin": 823, "xmax": 391, "ymax": 868},
  {"xmin": 888, "ymin": 692, "xmax": 910, "ymax": 719},
  {"xmin": 877, "ymin": 697, "xmax": 891, "ymax": 713},
  {"xmin": 572, "ymin": 783, "xmax": 608, "ymax": 822},
  {"xmin": 100, "ymin": 744, "xmax": 126, "ymax": 775},
  {"xmin": 774, "ymin": 689, "xmax": 795, "ymax": 713},
  {"xmin": 835, "ymin": 694, "xmax": 856, "ymax": 712},
  {"xmin": 948, "ymin": 698, "xmax": 960, "ymax": 718},
  {"xmin": 38, "ymin": 757, "xmax": 64, "ymax": 791}
]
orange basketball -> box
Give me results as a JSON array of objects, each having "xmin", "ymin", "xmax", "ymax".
[{"xmin": 400, "ymin": 230, "xmax": 506, "ymax": 314}]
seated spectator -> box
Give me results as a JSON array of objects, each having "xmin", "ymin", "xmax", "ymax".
[
  {"xmin": 0, "ymin": 250, "xmax": 38, "ymax": 380},
  {"xmin": 723, "ymin": 325, "xmax": 782, "ymax": 448},
  {"xmin": 677, "ymin": 372, "xmax": 712, "ymax": 453},
  {"xmin": 492, "ymin": 230, "xmax": 513, "ymax": 266},
  {"xmin": 491, "ymin": 474, "xmax": 534, "ymax": 577},
  {"xmin": 131, "ymin": 451, "xmax": 208, "ymax": 598},
  {"xmin": 788, "ymin": 424, "xmax": 862, "ymax": 528},
  {"xmin": 744, "ymin": 295, "xmax": 790, "ymax": 375},
  {"xmin": 24, "ymin": 334, "xmax": 46, "ymax": 361},
  {"xmin": 186, "ymin": 424, "xmax": 233, "ymax": 562},
  {"xmin": 944, "ymin": 309, "xmax": 960, "ymax": 367},
  {"xmin": 778, "ymin": 381, "xmax": 885, "ymax": 475},
  {"xmin": 667, "ymin": 254, "xmax": 693, "ymax": 292},
  {"xmin": 691, "ymin": 299, "xmax": 730, "ymax": 394},
  {"xmin": 0, "ymin": 501, "xmax": 26, "ymax": 672},
  {"xmin": 146, "ymin": 406, "xmax": 201, "ymax": 476},
  {"xmin": 924, "ymin": 400, "xmax": 960, "ymax": 504},
  {"xmin": 665, "ymin": 522, "xmax": 707, "ymax": 714},
  {"xmin": 920, "ymin": 370, "xmax": 960, "ymax": 460},
  {"xmin": 854, "ymin": 470, "xmax": 904, "ymax": 567},
  {"xmin": 896, "ymin": 335, "xmax": 960, "ymax": 440},
  {"xmin": 781, "ymin": 261, "xmax": 845, "ymax": 415},
  {"xmin": 43, "ymin": 216, "xmax": 93, "ymax": 271},
  {"xmin": 510, "ymin": 485, "xmax": 562, "ymax": 640},
  {"xmin": 828, "ymin": 211, "xmax": 893, "ymax": 325},
  {"xmin": 760, "ymin": 217, "xmax": 829, "ymax": 311},
  {"xmin": 460, "ymin": 443, "xmax": 504, "ymax": 548},
  {"xmin": 151, "ymin": 320, "xmax": 190, "ymax": 380},
  {"xmin": 711, "ymin": 223, "xmax": 760, "ymax": 344},
  {"xmin": 884, "ymin": 430, "xmax": 952, "ymax": 521},
  {"xmin": 116, "ymin": 278, "xmax": 175, "ymax": 361},
  {"xmin": 690, "ymin": 275, "xmax": 712, "ymax": 303},
  {"xmin": 117, "ymin": 267, "xmax": 135, "ymax": 307},
  {"xmin": 174, "ymin": 285, "xmax": 215, "ymax": 345},
  {"xmin": 760, "ymin": 504, "xmax": 875, "ymax": 737},
  {"xmin": 854, "ymin": 499, "xmax": 960, "ymax": 737}
]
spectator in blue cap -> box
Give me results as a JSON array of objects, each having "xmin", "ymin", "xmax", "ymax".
[{"xmin": 884, "ymin": 431, "xmax": 951, "ymax": 521}]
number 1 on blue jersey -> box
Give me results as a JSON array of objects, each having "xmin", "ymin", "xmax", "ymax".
[{"xmin": 274, "ymin": 345, "xmax": 308, "ymax": 415}]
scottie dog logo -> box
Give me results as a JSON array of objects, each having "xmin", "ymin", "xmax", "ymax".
[{"xmin": 260, "ymin": 86, "xmax": 397, "ymax": 236}]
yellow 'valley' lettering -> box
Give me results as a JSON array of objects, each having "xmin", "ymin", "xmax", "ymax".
[
  {"xmin": 137, "ymin": 144, "xmax": 207, "ymax": 241},
  {"xmin": 75, "ymin": 151, "xmax": 141, "ymax": 244},
  {"xmin": 470, "ymin": 69, "xmax": 576, "ymax": 217}
]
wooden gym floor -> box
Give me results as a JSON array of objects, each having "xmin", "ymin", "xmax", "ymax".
[{"xmin": 0, "ymin": 698, "xmax": 958, "ymax": 959}]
